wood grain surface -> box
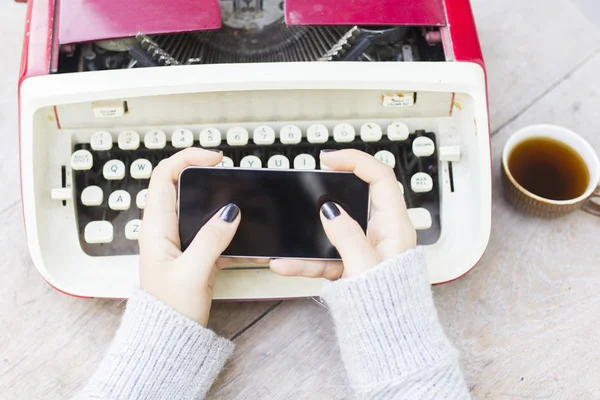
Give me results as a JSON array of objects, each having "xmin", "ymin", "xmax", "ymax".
[{"xmin": 1, "ymin": 0, "xmax": 600, "ymax": 399}]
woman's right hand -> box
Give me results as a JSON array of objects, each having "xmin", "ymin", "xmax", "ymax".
[{"xmin": 270, "ymin": 149, "xmax": 417, "ymax": 280}]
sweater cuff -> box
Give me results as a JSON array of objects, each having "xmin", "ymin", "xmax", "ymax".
[
  {"xmin": 82, "ymin": 288, "xmax": 234, "ymax": 400},
  {"xmin": 320, "ymin": 247, "xmax": 457, "ymax": 389}
]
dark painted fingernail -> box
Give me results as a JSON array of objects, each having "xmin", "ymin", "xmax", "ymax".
[
  {"xmin": 220, "ymin": 203, "xmax": 240, "ymax": 223},
  {"xmin": 207, "ymin": 149, "xmax": 223, "ymax": 153},
  {"xmin": 320, "ymin": 202, "xmax": 340, "ymax": 220},
  {"xmin": 320, "ymin": 149, "xmax": 339, "ymax": 153}
]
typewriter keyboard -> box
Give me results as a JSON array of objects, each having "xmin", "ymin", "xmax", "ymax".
[{"xmin": 71, "ymin": 122, "xmax": 441, "ymax": 257}]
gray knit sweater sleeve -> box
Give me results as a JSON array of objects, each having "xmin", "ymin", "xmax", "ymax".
[
  {"xmin": 74, "ymin": 246, "xmax": 468, "ymax": 399},
  {"xmin": 321, "ymin": 246, "xmax": 470, "ymax": 399},
  {"xmin": 73, "ymin": 288, "xmax": 234, "ymax": 400}
]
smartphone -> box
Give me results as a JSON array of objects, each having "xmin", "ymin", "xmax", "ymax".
[{"xmin": 177, "ymin": 167, "xmax": 370, "ymax": 259}]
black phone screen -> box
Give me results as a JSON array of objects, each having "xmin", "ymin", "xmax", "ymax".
[{"xmin": 177, "ymin": 167, "xmax": 369, "ymax": 259}]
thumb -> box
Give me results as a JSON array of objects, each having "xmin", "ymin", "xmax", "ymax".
[
  {"xmin": 180, "ymin": 203, "xmax": 241, "ymax": 265},
  {"xmin": 320, "ymin": 202, "xmax": 381, "ymax": 278}
]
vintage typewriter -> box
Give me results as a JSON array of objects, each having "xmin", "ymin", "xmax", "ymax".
[{"xmin": 18, "ymin": 0, "xmax": 492, "ymax": 299}]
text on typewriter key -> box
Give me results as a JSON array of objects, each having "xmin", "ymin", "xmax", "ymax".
[
  {"xmin": 333, "ymin": 123, "xmax": 356, "ymax": 143},
  {"xmin": 90, "ymin": 131, "xmax": 113, "ymax": 151},
  {"xmin": 387, "ymin": 122, "xmax": 410, "ymax": 141},
  {"xmin": 81, "ymin": 185, "xmax": 103, "ymax": 206},
  {"xmin": 172, "ymin": 128, "xmax": 194, "ymax": 148},
  {"xmin": 144, "ymin": 130, "xmax": 167, "ymax": 149},
  {"xmin": 240, "ymin": 155, "xmax": 262, "ymax": 168},
  {"xmin": 280, "ymin": 125, "xmax": 302, "ymax": 144},
  {"xmin": 268, "ymin": 155, "xmax": 290, "ymax": 169},
  {"xmin": 412, "ymin": 136, "xmax": 435, "ymax": 157},
  {"xmin": 136, "ymin": 189, "xmax": 147, "ymax": 209},
  {"xmin": 70, "ymin": 149, "xmax": 94, "ymax": 171},
  {"xmin": 103, "ymin": 160, "xmax": 126, "ymax": 180},
  {"xmin": 374, "ymin": 150, "xmax": 396, "ymax": 168},
  {"xmin": 200, "ymin": 128, "xmax": 221, "ymax": 147},
  {"xmin": 253, "ymin": 126, "xmax": 275, "ymax": 145},
  {"xmin": 360, "ymin": 123, "xmax": 383, "ymax": 142},
  {"xmin": 293, "ymin": 154, "xmax": 316, "ymax": 170},
  {"xmin": 84, "ymin": 221, "xmax": 114, "ymax": 244},
  {"xmin": 218, "ymin": 156, "xmax": 235, "ymax": 168},
  {"xmin": 227, "ymin": 127, "xmax": 249, "ymax": 146},
  {"xmin": 130, "ymin": 159, "xmax": 153, "ymax": 179},
  {"xmin": 407, "ymin": 208, "xmax": 432, "ymax": 230},
  {"xmin": 410, "ymin": 172, "xmax": 433, "ymax": 193},
  {"xmin": 108, "ymin": 190, "xmax": 131, "ymax": 211},
  {"xmin": 307, "ymin": 124, "xmax": 329, "ymax": 144},
  {"xmin": 118, "ymin": 130, "xmax": 140, "ymax": 150},
  {"xmin": 125, "ymin": 219, "xmax": 142, "ymax": 240}
]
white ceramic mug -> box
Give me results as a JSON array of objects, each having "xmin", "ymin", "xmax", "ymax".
[{"xmin": 501, "ymin": 124, "xmax": 600, "ymax": 217}]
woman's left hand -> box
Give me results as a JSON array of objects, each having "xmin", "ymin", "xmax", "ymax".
[{"xmin": 138, "ymin": 148, "xmax": 241, "ymax": 327}]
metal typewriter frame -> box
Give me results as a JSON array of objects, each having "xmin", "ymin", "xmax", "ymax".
[{"xmin": 20, "ymin": 62, "xmax": 491, "ymax": 299}]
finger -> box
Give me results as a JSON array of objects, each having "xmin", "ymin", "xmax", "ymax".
[
  {"xmin": 179, "ymin": 203, "xmax": 241, "ymax": 266},
  {"xmin": 141, "ymin": 148, "xmax": 223, "ymax": 252},
  {"xmin": 215, "ymin": 257, "xmax": 270, "ymax": 271},
  {"xmin": 320, "ymin": 202, "xmax": 381, "ymax": 277},
  {"xmin": 320, "ymin": 149, "xmax": 405, "ymax": 212},
  {"xmin": 270, "ymin": 259, "xmax": 343, "ymax": 280}
]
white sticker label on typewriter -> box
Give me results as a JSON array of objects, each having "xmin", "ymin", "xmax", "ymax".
[
  {"xmin": 280, "ymin": 125, "xmax": 302, "ymax": 144},
  {"xmin": 125, "ymin": 219, "xmax": 142, "ymax": 240},
  {"xmin": 81, "ymin": 185, "xmax": 103, "ymax": 206},
  {"xmin": 382, "ymin": 92, "xmax": 415, "ymax": 107},
  {"xmin": 407, "ymin": 208, "xmax": 432, "ymax": 230},
  {"xmin": 218, "ymin": 156, "xmax": 234, "ymax": 168},
  {"xmin": 387, "ymin": 122, "xmax": 410, "ymax": 141},
  {"xmin": 227, "ymin": 127, "xmax": 249, "ymax": 146},
  {"xmin": 307, "ymin": 124, "xmax": 329, "ymax": 144},
  {"xmin": 253, "ymin": 126, "xmax": 275, "ymax": 145},
  {"xmin": 410, "ymin": 172, "xmax": 433, "ymax": 193},
  {"xmin": 240, "ymin": 155, "xmax": 262, "ymax": 168},
  {"xmin": 268, "ymin": 155, "xmax": 290, "ymax": 169},
  {"xmin": 136, "ymin": 189, "xmax": 148, "ymax": 209},
  {"xmin": 294, "ymin": 154, "xmax": 316, "ymax": 170},
  {"xmin": 131, "ymin": 159, "xmax": 153, "ymax": 179},
  {"xmin": 144, "ymin": 130, "xmax": 166, "ymax": 149},
  {"xmin": 70, "ymin": 149, "xmax": 94, "ymax": 171},
  {"xmin": 108, "ymin": 190, "xmax": 131, "ymax": 210},
  {"xmin": 172, "ymin": 129, "xmax": 194, "ymax": 148},
  {"xmin": 92, "ymin": 101, "xmax": 125, "ymax": 118},
  {"xmin": 333, "ymin": 123, "xmax": 355, "ymax": 143},
  {"xmin": 200, "ymin": 128, "xmax": 221, "ymax": 147},
  {"xmin": 118, "ymin": 130, "xmax": 140, "ymax": 150},
  {"xmin": 103, "ymin": 160, "xmax": 126, "ymax": 180},
  {"xmin": 90, "ymin": 131, "xmax": 113, "ymax": 151},
  {"xmin": 360, "ymin": 123, "xmax": 383, "ymax": 142},
  {"xmin": 374, "ymin": 150, "xmax": 396, "ymax": 168},
  {"xmin": 84, "ymin": 221, "xmax": 114, "ymax": 244},
  {"xmin": 412, "ymin": 136, "xmax": 435, "ymax": 157}
]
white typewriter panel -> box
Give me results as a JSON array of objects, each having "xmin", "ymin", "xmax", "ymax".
[{"xmin": 19, "ymin": 62, "xmax": 491, "ymax": 299}]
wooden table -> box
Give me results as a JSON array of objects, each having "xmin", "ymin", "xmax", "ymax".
[{"xmin": 1, "ymin": 1, "xmax": 599, "ymax": 398}]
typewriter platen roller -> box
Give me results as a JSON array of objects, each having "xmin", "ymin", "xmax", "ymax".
[{"xmin": 19, "ymin": 0, "xmax": 492, "ymax": 299}]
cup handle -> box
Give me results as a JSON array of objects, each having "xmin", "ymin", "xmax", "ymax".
[{"xmin": 582, "ymin": 185, "xmax": 600, "ymax": 216}]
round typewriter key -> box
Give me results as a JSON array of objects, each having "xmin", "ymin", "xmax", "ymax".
[
  {"xmin": 333, "ymin": 123, "xmax": 356, "ymax": 143},
  {"xmin": 144, "ymin": 130, "xmax": 166, "ymax": 149},
  {"xmin": 90, "ymin": 131, "xmax": 113, "ymax": 151},
  {"xmin": 268, "ymin": 155, "xmax": 290, "ymax": 169},
  {"xmin": 293, "ymin": 154, "xmax": 316, "ymax": 170},
  {"xmin": 253, "ymin": 126, "xmax": 275, "ymax": 145},
  {"xmin": 387, "ymin": 122, "xmax": 410, "ymax": 141},
  {"xmin": 240, "ymin": 155, "xmax": 262, "ymax": 168},
  {"xmin": 70, "ymin": 149, "xmax": 93, "ymax": 171},
  {"xmin": 280, "ymin": 125, "xmax": 302, "ymax": 144},
  {"xmin": 374, "ymin": 150, "xmax": 396, "ymax": 168},
  {"xmin": 118, "ymin": 130, "xmax": 140, "ymax": 150},
  {"xmin": 227, "ymin": 127, "xmax": 249, "ymax": 146},
  {"xmin": 307, "ymin": 124, "xmax": 329, "ymax": 144},
  {"xmin": 200, "ymin": 128, "xmax": 221, "ymax": 147},
  {"xmin": 360, "ymin": 123, "xmax": 383, "ymax": 142},
  {"xmin": 171, "ymin": 128, "xmax": 194, "ymax": 148},
  {"xmin": 412, "ymin": 136, "xmax": 435, "ymax": 157}
]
